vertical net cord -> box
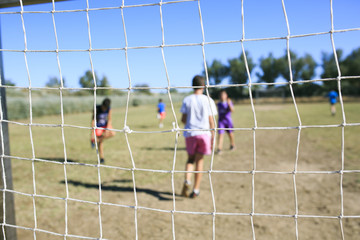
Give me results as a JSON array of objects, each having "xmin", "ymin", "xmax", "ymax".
[
  {"xmin": 240, "ymin": 1, "xmax": 256, "ymax": 239},
  {"xmin": 281, "ymin": 1, "xmax": 302, "ymax": 239},
  {"xmin": 19, "ymin": 0, "xmax": 38, "ymax": 239},
  {"xmin": 329, "ymin": 1, "xmax": 346, "ymax": 239},
  {"xmin": 84, "ymin": 0, "xmax": 103, "ymax": 238},
  {"xmin": 120, "ymin": 2, "xmax": 139, "ymax": 239},
  {"xmin": 158, "ymin": 1, "xmax": 179, "ymax": 239},
  {"xmin": 197, "ymin": 1, "xmax": 217, "ymax": 239},
  {"xmin": 0, "ymin": 17, "xmax": 7, "ymax": 238},
  {"xmin": 50, "ymin": 1, "xmax": 69, "ymax": 239},
  {"xmin": 0, "ymin": 46, "xmax": 7, "ymax": 239}
]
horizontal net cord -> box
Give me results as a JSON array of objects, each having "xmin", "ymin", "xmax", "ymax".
[
  {"xmin": 4, "ymin": 155, "xmax": 360, "ymax": 175},
  {"xmin": 1, "ymin": 75, "xmax": 359, "ymax": 91},
  {"xmin": 3, "ymin": 187, "xmax": 360, "ymax": 220},
  {"xmin": 1, "ymin": 27, "xmax": 360, "ymax": 52},
  {"xmin": 1, "ymin": 223, "xmax": 109, "ymax": 240},
  {"xmin": 4, "ymin": 120, "xmax": 360, "ymax": 133},
  {"xmin": 2, "ymin": 188, "xmax": 359, "ymax": 220}
]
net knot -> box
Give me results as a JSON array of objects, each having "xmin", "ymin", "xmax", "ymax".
[
  {"xmin": 123, "ymin": 126, "xmax": 132, "ymax": 134},
  {"xmin": 172, "ymin": 122, "xmax": 180, "ymax": 132}
]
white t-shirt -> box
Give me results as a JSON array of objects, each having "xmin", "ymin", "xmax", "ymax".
[{"xmin": 180, "ymin": 94, "xmax": 218, "ymax": 137}]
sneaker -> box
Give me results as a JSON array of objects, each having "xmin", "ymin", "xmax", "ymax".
[
  {"xmin": 100, "ymin": 158, "xmax": 105, "ymax": 164},
  {"xmin": 215, "ymin": 149, "xmax": 222, "ymax": 155},
  {"xmin": 181, "ymin": 182, "xmax": 190, "ymax": 197},
  {"xmin": 190, "ymin": 191, "xmax": 200, "ymax": 199},
  {"xmin": 230, "ymin": 145, "xmax": 235, "ymax": 151},
  {"xmin": 91, "ymin": 139, "xmax": 95, "ymax": 149}
]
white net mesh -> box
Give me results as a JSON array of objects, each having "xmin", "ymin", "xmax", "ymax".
[{"xmin": 0, "ymin": 0, "xmax": 360, "ymax": 239}]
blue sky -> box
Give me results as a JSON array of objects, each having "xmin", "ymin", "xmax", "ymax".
[{"xmin": 0, "ymin": 0, "xmax": 359, "ymax": 91}]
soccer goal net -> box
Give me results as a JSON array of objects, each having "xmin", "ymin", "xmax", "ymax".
[{"xmin": 0, "ymin": 0, "xmax": 360, "ymax": 239}]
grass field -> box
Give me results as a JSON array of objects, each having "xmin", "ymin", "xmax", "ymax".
[{"xmin": 7, "ymin": 100, "xmax": 360, "ymax": 239}]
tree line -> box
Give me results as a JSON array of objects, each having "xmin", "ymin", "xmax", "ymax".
[
  {"xmin": 205, "ymin": 47, "xmax": 360, "ymax": 99},
  {"xmin": 11, "ymin": 47, "xmax": 358, "ymax": 98}
]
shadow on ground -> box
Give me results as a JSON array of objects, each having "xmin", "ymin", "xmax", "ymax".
[{"xmin": 60, "ymin": 179, "xmax": 181, "ymax": 201}]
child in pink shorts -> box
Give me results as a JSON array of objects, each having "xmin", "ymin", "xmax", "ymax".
[{"xmin": 180, "ymin": 75, "xmax": 217, "ymax": 198}]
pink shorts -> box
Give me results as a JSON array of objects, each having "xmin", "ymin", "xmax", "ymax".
[{"xmin": 185, "ymin": 134, "xmax": 212, "ymax": 156}]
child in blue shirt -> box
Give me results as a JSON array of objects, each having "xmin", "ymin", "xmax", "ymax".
[{"xmin": 157, "ymin": 99, "xmax": 166, "ymax": 128}]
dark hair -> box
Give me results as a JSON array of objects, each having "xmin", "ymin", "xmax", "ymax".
[
  {"xmin": 192, "ymin": 75, "xmax": 205, "ymax": 87},
  {"xmin": 159, "ymin": 98, "xmax": 163, "ymax": 102},
  {"xmin": 102, "ymin": 98, "xmax": 111, "ymax": 109},
  {"xmin": 219, "ymin": 89, "xmax": 227, "ymax": 96}
]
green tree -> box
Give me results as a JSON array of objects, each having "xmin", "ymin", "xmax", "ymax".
[
  {"xmin": 79, "ymin": 70, "xmax": 97, "ymax": 88},
  {"xmin": 205, "ymin": 59, "xmax": 227, "ymax": 85},
  {"xmin": 4, "ymin": 79, "xmax": 16, "ymax": 86},
  {"xmin": 320, "ymin": 49, "xmax": 344, "ymax": 92},
  {"xmin": 300, "ymin": 54, "xmax": 317, "ymax": 80},
  {"xmin": 79, "ymin": 70, "xmax": 111, "ymax": 95},
  {"xmin": 341, "ymin": 48, "xmax": 360, "ymax": 95},
  {"xmin": 278, "ymin": 51, "xmax": 318, "ymax": 96},
  {"xmin": 46, "ymin": 76, "xmax": 65, "ymax": 88},
  {"xmin": 227, "ymin": 52, "xmax": 255, "ymax": 98},
  {"xmin": 279, "ymin": 50, "xmax": 316, "ymax": 82},
  {"xmin": 98, "ymin": 76, "xmax": 111, "ymax": 96},
  {"xmin": 256, "ymin": 53, "xmax": 282, "ymax": 88},
  {"xmin": 133, "ymin": 84, "xmax": 151, "ymax": 95}
]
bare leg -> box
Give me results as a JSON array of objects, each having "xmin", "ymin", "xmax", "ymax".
[
  {"xmin": 98, "ymin": 140, "xmax": 104, "ymax": 160},
  {"xmin": 217, "ymin": 133, "xmax": 224, "ymax": 151},
  {"xmin": 331, "ymin": 105, "xmax": 336, "ymax": 116},
  {"xmin": 193, "ymin": 153, "xmax": 204, "ymax": 191},
  {"xmin": 159, "ymin": 117, "xmax": 164, "ymax": 128},
  {"xmin": 184, "ymin": 154, "xmax": 195, "ymax": 183},
  {"xmin": 101, "ymin": 129, "xmax": 116, "ymax": 140},
  {"xmin": 228, "ymin": 132, "xmax": 235, "ymax": 148},
  {"xmin": 181, "ymin": 154, "xmax": 195, "ymax": 197}
]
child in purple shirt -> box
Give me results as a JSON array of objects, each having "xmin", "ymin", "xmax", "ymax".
[{"xmin": 216, "ymin": 90, "xmax": 235, "ymax": 154}]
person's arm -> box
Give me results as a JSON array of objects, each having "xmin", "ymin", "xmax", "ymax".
[
  {"xmin": 181, "ymin": 114, "xmax": 187, "ymax": 125},
  {"xmin": 227, "ymin": 98, "xmax": 234, "ymax": 112},
  {"xmin": 209, "ymin": 115, "xmax": 215, "ymax": 149},
  {"xmin": 107, "ymin": 109, "xmax": 113, "ymax": 127},
  {"xmin": 91, "ymin": 112, "xmax": 95, "ymax": 140}
]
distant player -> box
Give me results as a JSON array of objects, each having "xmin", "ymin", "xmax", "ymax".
[
  {"xmin": 91, "ymin": 98, "xmax": 116, "ymax": 164},
  {"xmin": 180, "ymin": 75, "xmax": 217, "ymax": 198},
  {"xmin": 216, "ymin": 90, "xmax": 235, "ymax": 154},
  {"xmin": 328, "ymin": 90, "xmax": 339, "ymax": 116},
  {"xmin": 157, "ymin": 99, "xmax": 166, "ymax": 128}
]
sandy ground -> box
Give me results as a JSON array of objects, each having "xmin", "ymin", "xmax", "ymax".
[{"xmin": 8, "ymin": 103, "xmax": 360, "ymax": 239}]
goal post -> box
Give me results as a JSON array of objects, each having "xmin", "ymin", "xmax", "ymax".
[
  {"xmin": 0, "ymin": 1, "xmax": 69, "ymax": 239},
  {"xmin": 0, "ymin": 15, "xmax": 16, "ymax": 240},
  {"xmin": 0, "ymin": 0, "xmax": 67, "ymax": 8}
]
